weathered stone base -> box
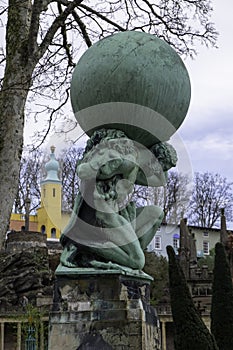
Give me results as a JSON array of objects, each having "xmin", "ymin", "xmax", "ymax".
[{"xmin": 48, "ymin": 266, "xmax": 161, "ymax": 349}]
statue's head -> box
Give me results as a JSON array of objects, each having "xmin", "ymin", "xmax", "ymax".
[{"xmin": 150, "ymin": 142, "xmax": 178, "ymax": 171}]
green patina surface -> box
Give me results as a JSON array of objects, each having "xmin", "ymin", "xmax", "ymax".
[
  {"xmin": 60, "ymin": 129, "xmax": 177, "ymax": 271},
  {"xmin": 71, "ymin": 31, "xmax": 191, "ymax": 145}
]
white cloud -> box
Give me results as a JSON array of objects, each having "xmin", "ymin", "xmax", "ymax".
[
  {"xmin": 187, "ymin": 134, "xmax": 233, "ymax": 158},
  {"xmin": 182, "ymin": 133, "xmax": 233, "ymax": 180}
]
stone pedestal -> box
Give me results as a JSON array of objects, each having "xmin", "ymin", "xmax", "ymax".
[{"xmin": 48, "ymin": 265, "xmax": 161, "ymax": 349}]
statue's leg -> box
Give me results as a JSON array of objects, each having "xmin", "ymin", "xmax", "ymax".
[
  {"xmin": 93, "ymin": 210, "xmax": 145, "ymax": 269},
  {"xmin": 91, "ymin": 205, "xmax": 163, "ymax": 269},
  {"xmin": 90, "ymin": 240, "xmax": 145, "ymax": 270},
  {"xmin": 135, "ymin": 206, "xmax": 164, "ymax": 250}
]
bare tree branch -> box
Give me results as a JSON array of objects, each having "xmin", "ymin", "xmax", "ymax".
[
  {"xmin": 27, "ymin": 0, "xmax": 43, "ymax": 56},
  {"xmin": 39, "ymin": 0, "xmax": 84, "ymax": 59},
  {"xmin": 188, "ymin": 172, "xmax": 233, "ymax": 228},
  {"xmin": 33, "ymin": 87, "xmax": 70, "ymax": 149},
  {"xmin": 57, "ymin": 2, "xmax": 75, "ymax": 66},
  {"xmin": 79, "ymin": 4, "xmax": 126, "ymax": 31},
  {"xmin": 72, "ymin": 10, "xmax": 92, "ymax": 47}
]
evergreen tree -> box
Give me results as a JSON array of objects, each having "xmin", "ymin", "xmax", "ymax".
[
  {"xmin": 166, "ymin": 246, "xmax": 218, "ymax": 350},
  {"xmin": 211, "ymin": 242, "xmax": 233, "ymax": 350},
  {"xmin": 144, "ymin": 251, "xmax": 169, "ymax": 306}
]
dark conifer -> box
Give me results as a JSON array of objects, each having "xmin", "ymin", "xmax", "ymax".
[
  {"xmin": 166, "ymin": 245, "xmax": 218, "ymax": 350},
  {"xmin": 211, "ymin": 242, "xmax": 233, "ymax": 350}
]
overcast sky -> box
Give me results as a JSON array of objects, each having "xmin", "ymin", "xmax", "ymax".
[{"xmin": 178, "ymin": 0, "xmax": 233, "ymax": 182}]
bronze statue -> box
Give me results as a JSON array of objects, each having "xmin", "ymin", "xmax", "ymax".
[{"xmin": 60, "ymin": 129, "xmax": 177, "ymax": 271}]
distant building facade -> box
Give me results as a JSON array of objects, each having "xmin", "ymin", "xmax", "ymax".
[
  {"xmin": 9, "ymin": 213, "xmax": 38, "ymax": 232},
  {"xmin": 148, "ymin": 221, "xmax": 221, "ymax": 258}
]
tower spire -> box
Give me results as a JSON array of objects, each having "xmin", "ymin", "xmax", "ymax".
[
  {"xmin": 42, "ymin": 146, "xmax": 61, "ymax": 183},
  {"xmin": 37, "ymin": 145, "xmax": 62, "ymax": 238}
]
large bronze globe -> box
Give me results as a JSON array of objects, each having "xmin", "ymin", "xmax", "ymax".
[{"xmin": 71, "ymin": 31, "xmax": 191, "ymax": 146}]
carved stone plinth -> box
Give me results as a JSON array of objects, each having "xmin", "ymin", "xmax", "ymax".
[{"xmin": 48, "ymin": 265, "xmax": 161, "ymax": 349}]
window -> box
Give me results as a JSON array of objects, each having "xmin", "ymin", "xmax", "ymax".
[
  {"xmin": 173, "ymin": 238, "xmax": 179, "ymax": 250},
  {"xmin": 172, "ymin": 233, "xmax": 180, "ymax": 253},
  {"xmin": 53, "ymin": 188, "xmax": 56, "ymax": 197},
  {"xmin": 41, "ymin": 225, "xmax": 46, "ymax": 234},
  {"xmin": 203, "ymin": 241, "xmax": 209, "ymax": 255},
  {"xmin": 43, "ymin": 188, "xmax": 46, "ymax": 198},
  {"xmin": 154, "ymin": 236, "xmax": 161, "ymax": 250},
  {"xmin": 203, "ymin": 231, "xmax": 209, "ymax": 237},
  {"xmin": 51, "ymin": 228, "xmax": 56, "ymax": 238}
]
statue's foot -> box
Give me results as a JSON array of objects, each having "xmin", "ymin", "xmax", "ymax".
[
  {"xmin": 90, "ymin": 260, "xmax": 129, "ymax": 271},
  {"xmin": 90, "ymin": 260, "xmax": 153, "ymax": 279},
  {"xmin": 90, "ymin": 260, "xmax": 136, "ymax": 274},
  {"xmin": 60, "ymin": 244, "xmax": 79, "ymax": 268}
]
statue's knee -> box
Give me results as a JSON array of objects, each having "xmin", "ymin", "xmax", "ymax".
[
  {"xmin": 149, "ymin": 205, "xmax": 163, "ymax": 217},
  {"xmin": 131, "ymin": 252, "xmax": 145, "ymax": 270},
  {"xmin": 148, "ymin": 205, "xmax": 164, "ymax": 226}
]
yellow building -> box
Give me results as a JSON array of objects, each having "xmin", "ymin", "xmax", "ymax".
[
  {"xmin": 9, "ymin": 213, "xmax": 38, "ymax": 232},
  {"xmin": 10, "ymin": 146, "xmax": 70, "ymax": 238}
]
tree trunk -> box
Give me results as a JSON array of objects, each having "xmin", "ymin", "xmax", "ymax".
[
  {"xmin": 0, "ymin": 0, "xmax": 35, "ymax": 248},
  {"xmin": 0, "ymin": 73, "xmax": 33, "ymax": 248}
]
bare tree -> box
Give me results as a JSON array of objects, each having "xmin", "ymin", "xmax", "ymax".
[
  {"xmin": 59, "ymin": 145, "xmax": 83, "ymax": 211},
  {"xmin": 133, "ymin": 170, "xmax": 191, "ymax": 223},
  {"xmin": 0, "ymin": 0, "xmax": 218, "ymax": 247},
  {"xmin": 188, "ymin": 172, "xmax": 233, "ymax": 228},
  {"xmin": 13, "ymin": 148, "xmax": 45, "ymax": 215},
  {"xmin": 162, "ymin": 171, "xmax": 191, "ymax": 223}
]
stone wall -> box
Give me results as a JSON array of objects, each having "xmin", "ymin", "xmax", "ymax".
[
  {"xmin": 6, "ymin": 231, "xmax": 47, "ymax": 252},
  {"xmin": 49, "ymin": 269, "xmax": 161, "ymax": 350}
]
